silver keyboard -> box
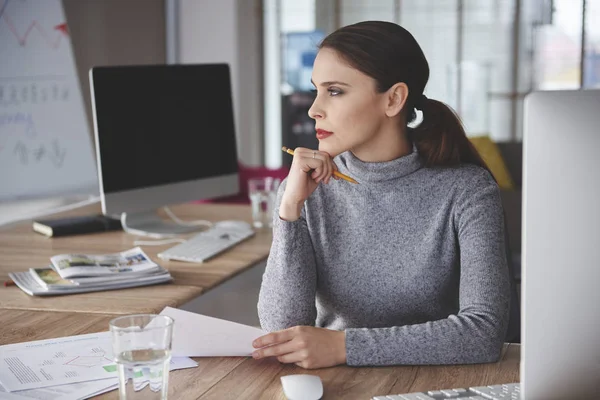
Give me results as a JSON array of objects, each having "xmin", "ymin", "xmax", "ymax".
[
  {"xmin": 157, "ymin": 225, "xmax": 255, "ymax": 263},
  {"xmin": 373, "ymin": 383, "xmax": 520, "ymax": 400}
]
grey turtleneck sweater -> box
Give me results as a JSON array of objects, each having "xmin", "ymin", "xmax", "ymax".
[{"xmin": 257, "ymin": 146, "xmax": 511, "ymax": 366}]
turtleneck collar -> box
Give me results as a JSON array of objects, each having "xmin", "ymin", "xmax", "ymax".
[{"xmin": 336, "ymin": 144, "xmax": 423, "ymax": 183}]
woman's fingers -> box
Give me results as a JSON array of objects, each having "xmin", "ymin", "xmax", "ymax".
[
  {"xmin": 332, "ymin": 163, "xmax": 340, "ymax": 181},
  {"xmin": 325, "ymin": 159, "xmax": 338, "ymax": 183},
  {"xmin": 309, "ymin": 150, "xmax": 333, "ymax": 184},
  {"xmin": 315, "ymin": 155, "xmax": 328, "ymax": 183},
  {"xmin": 323, "ymin": 155, "xmax": 333, "ymax": 183},
  {"xmin": 292, "ymin": 148, "xmax": 336, "ymax": 184},
  {"xmin": 294, "ymin": 149, "xmax": 323, "ymax": 175},
  {"xmin": 253, "ymin": 329, "xmax": 294, "ymax": 348},
  {"xmin": 253, "ymin": 339, "xmax": 301, "ymax": 359},
  {"xmin": 277, "ymin": 350, "xmax": 308, "ymax": 364}
]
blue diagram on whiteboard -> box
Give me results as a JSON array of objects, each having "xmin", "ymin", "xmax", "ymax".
[{"xmin": 0, "ymin": 0, "xmax": 97, "ymax": 201}]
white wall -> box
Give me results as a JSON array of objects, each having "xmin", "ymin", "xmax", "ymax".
[
  {"xmin": 340, "ymin": 0, "xmax": 396, "ymax": 25},
  {"xmin": 64, "ymin": 0, "xmax": 166, "ymax": 148},
  {"xmin": 176, "ymin": 0, "xmax": 263, "ymax": 166}
]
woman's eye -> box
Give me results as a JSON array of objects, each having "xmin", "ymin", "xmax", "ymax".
[{"xmin": 311, "ymin": 88, "xmax": 343, "ymax": 96}]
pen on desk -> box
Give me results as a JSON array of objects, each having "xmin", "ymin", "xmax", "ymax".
[
  {"xmin": 281, "ymin": 147, "xmax": 359, "ymax": 184},
  {"xmin": 4, "ymin": 280, "xmax": 15, "ymax": 287}
]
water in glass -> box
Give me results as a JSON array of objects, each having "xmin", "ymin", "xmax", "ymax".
[
  {"xmin": 248, "ymin": 177, "xmax": 280, "ymax": 228},
  {"xmin": 110, "ymin": 314, "xmax": 173, "ymax": 400},
  {"xmin": 116, "ymin": 349, "xmax": 170, "ymax": 399},
  {"xmin": 249, "ymin": 189, "xmax": 277, "ymax": 228}
]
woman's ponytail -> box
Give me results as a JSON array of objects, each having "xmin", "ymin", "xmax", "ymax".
[{"xmin": 409, "ymin": 98, "xmax": 489, "ymax": 172}]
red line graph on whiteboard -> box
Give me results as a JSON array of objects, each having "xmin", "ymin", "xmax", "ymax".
[{"xmin": 0, "ymin": 0, "xmax": 69, "ymax": 49}]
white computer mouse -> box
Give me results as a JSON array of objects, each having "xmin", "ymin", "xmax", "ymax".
[
  {"xmin": 280, "ymin": 374, "xmax": 323, "ymax": 400},
  {"xmin": 214, "ymin": 220, "xmax": 253, "ymax": 231}
]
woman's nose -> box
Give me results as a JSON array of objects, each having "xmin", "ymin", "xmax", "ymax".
[{"xmin": 308, "ymin": 100, "xmax": 324, "ymax": 120}]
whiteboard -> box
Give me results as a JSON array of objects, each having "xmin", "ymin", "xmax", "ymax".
[{"xmin": 0, "ymin": 0, "xmax": 97, "ymax": 201}]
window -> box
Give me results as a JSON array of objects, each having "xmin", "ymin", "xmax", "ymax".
[
  {"xmin": 263, "ymin": 0, "xmax": 594, "ymax": 167},
  {"xmin": 584, "ymin": 0, "xmax": 600, "ymax": 88},
  {"xmin": 534, "ymin": 0, "xmax": 583, "ymax": 90}
]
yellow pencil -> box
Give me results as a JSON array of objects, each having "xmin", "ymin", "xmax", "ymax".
[{"xmin": 281, "ymin": 147, "xmax": 359, "ymax": 184}]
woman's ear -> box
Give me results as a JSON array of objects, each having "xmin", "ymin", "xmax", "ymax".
[{"xmin": 385, "ymin": 82, "xmax": 409, "ymax": 118}]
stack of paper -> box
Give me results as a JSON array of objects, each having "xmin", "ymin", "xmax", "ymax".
[
  {"xmin": 0, "ymin": 308, "xmax": 269, "ymax": 399},
  {"xmin": 0, "ymin": 331, "xmax": 197, "ymax": 400},
  {"xmin": 0, "ymin": 308, "xmax": 268, "ymax": 399},
  {"xmin": 9, "ymin": 247, "xmax": 172, "ymax": 296}
]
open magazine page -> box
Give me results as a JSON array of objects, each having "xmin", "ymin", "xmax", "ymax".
[
  {"xmin": 29, "ymin": 267, "xmax": 77, "ymax": 288},
  {"xmin": 49, "ymin": 247, "xmax": 159, "ymax": 278}
]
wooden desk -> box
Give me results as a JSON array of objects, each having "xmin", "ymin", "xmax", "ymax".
[
  {"xmin": 0, "ymin": 310, "xmax": 520, "ymax": 399},
  {"xmin": 0, "ymin": 203, "xmax": 520, "ymax": 398},
  {"xmin": 0, "ymin": 284, "xmax": 203, "ymax": 314},
  {"xmin": 0, "ymin": 203, "xmax": 272, "ymax": 313}
]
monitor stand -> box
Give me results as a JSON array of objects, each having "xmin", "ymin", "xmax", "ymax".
[
  {"xmin": 0, "ymin": 194, "xmax": 98, "ymax": 227},
  {"xmin": 121, "ymin": 210, "xmax": 204, "ymax": 238}
]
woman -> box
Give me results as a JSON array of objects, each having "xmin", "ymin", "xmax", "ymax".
[{"xmin": 253, "ymin": 21, "xmax": 510, "ymax": 369}]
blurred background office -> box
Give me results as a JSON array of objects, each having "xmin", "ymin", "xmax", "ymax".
[
  {"xmin": 1, "ymin": 0, "xmax": 598, "ymax": 323},
  {"xmin": 3, "ymin": 0, "xmax": 597, "ymax": 190}
]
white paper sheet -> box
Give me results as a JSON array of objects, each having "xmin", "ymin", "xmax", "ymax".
[
  {"xmin": 0, "ymin": 379, "xmax": 116, "ymax": 400},
  {"xmin": 159, "ymin": 307, "xmax": 266, "ymax": 357},
  {"xmin": 0, "ymin": 357, "xmax": 197, "ymax": 399},
  {"xmin": 0, "ymin": 332, "xmax": 198, "ymax": 393}
]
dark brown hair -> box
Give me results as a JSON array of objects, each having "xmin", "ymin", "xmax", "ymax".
[{"xmin": 319, "ymin": 21, "xmax": 488, "ymax": 170}]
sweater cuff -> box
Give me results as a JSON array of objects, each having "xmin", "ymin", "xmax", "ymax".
[
  {"xmin": 273, "ymin": 213, "xmax": 306, "ymax": 233},
  {"xmin": 345, "ymin": 328, "xmax": 370, "ymax": 366}
]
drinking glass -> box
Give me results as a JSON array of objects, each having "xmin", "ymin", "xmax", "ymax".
[
  {"xmin": 109, "ymin": 314, "xmax": 174, "ymax": 400},
  {"xmin": 248, "ymin": 177, "xmax": 281, "ymax": 228}
]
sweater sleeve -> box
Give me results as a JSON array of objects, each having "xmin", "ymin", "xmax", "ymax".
[
  {"xmin": 257, "ymin": 179, "xmax": 318, "ymax": 331},
  {"xmin": 344, "ymin": 171, "xmax": 511, "ymax": 366}
]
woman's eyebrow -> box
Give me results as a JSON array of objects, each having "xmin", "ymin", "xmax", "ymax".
[{"xmin": 310, "ymin": 79, "xmax": 352, "ymax": 87}]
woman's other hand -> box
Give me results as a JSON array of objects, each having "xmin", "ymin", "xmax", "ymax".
[
  {"xmin": 252, "ymin": 326, "xmax": 346, "ymax": 369},
  {"xmin": 279, "ymin": 148, "xmax": 339, "ymax": 221}
]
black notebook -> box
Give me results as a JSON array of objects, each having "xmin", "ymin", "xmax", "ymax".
[{"xmin": 32, "ymin": 215, "xmax": 122, "ymax": 237}]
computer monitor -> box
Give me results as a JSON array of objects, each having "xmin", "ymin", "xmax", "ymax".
[
  {"xmin": 89, "ymin": 64, "xmax": 239, "ymax": 236},
  {"xmin": 522, "ymin": 89, "xmax": 600, "ymax": 399}
]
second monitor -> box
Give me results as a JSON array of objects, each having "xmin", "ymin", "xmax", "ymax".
[{"xmin": 89, "ymin": 63, "xmax": 239, "ymax": 236}]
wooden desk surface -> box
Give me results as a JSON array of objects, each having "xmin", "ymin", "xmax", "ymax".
[
  {"xmin": 0, "ymin": 203, "xmax": 271, "ymax": 313},
  {"xmin": 0, "ymin": 310, "xmax": 520, "ymax": 400},
  {"xmin": 0, "ymin": 283, "xmax": 203, "ymax": 314}
]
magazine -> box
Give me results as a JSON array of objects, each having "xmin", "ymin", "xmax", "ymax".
[
  {"xmin": 50, "ymin": 247, "xmax": 159, "ymax": 278},
  {"xmin": 10, "ymin": 269, "xmax": 172, "ymax": 296},
  {"xmin": 29, "ymin": 267, "xmax": 172, "ymax": 290},
  {"xmin": 9, "ymin": 247, "xmax": 173, "ymax": 296}
]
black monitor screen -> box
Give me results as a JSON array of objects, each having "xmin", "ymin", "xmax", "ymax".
[{"xmin": 91, "ymin": 64, "xmax": 238, "ymax": 194}]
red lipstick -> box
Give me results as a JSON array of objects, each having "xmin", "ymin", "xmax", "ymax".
[{"xmin": 316, "ymin": 129, "xmax": 333, "ymax": 140}]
